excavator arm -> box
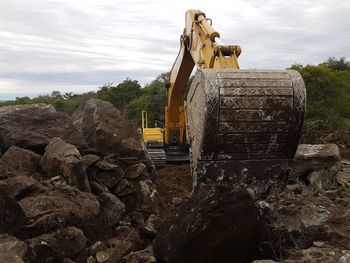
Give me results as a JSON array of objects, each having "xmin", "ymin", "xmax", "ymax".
[
  {"xmin": 165, "ymin": 10, "xmax": 305, "ymax": 195},
  {"xmin": 165, "ymin": 10, "xmax": 241, "ymax": 145}
]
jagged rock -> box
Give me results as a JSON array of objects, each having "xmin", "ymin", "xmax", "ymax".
[
  {"xmin": 71, "ymin": 99, "xmax": 144, "ymax": 158},
  {"xmin": 0, "ymin": 175, "xmax": 39, "ymax": 200},
  {"xmin": 0, "ymin": 146, "xmax": 41, "ymax": 176},
  {"xmin": 122, "ymin": 179, "xmax": 161, "ymax": 213},
  {"xmin": 308, "ymin": 169, "xmax": 337, "ymax": 191},
  {"xmin": 292, "ymin": 144, "xmax": 341, "ymax": 178},
  {"xmin": 0, "ymin": 104, "xmax": 85, "ymax": 154},
  {"xmin": 91, "ymin": 161, "xmax": 124, "ymax": 189},
  {"xmin": 40, "ymin": 137, "xmax": 90, "ymax": 192},
  {"xmin": 0, "ymin": 234, "xmax": 27, "ymax": 260},
  {"xmin": 90, "ymin": 181, "xmax": 109, "ymax": 195},
  {"xmin": 82, "ymin": 154, "xmax": 101, "ymax": 167},
  {"xmin": 120, "ymin": 246, "xmax": 156, "ymax": 263},
  {"xmin": 26, "ymin": 227, "xmax": 87, "ymax": 262},
  {"xmin": 154, "ymin": 189, "xmax": 260, "ymax": 263},
  {"xmin": 114, "ymin": 179, "xmax": 133, "ymax": 197},
  {"xmin": 125, "ymin": 163, "xmax": 147, "ymax": 180},
  {"xmin": 142, "ymin": 214, "xmax": 159, "ymax": 236},
  {"xmin": 96, "ymin": 227, "xmax": 140, "ymax": 263},
  {"xmin": 0, "ymin": 190, "xmax": 25, "ymax": 234},
  {"xmin": 273, "ymin": 202, "xmax": 330, "ymax": 232},
  {"xmin": 90, "ymin": 241, "xmax": 107, "ymax": 256},
  {"xmin": 97, "ymin": 193, "xmax": 125, "ymax": 227},
  {"xmin": 19, "ymin": 181, "xmax": 99, "ymax": 235}
]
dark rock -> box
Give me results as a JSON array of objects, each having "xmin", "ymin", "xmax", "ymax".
[
  {"xmin": 154, "ymin": 189, "xmax": 260, "ymax": 263},
  {"xmin": 26, "ymin": 226, "xmax": 87, "ymax": 262},
  {"xmin": 125, "ymin": 163, "xmax": 147, "ymax": 180},
  {"xmin": 19, "ymin": 181, "xmax": 99, "ymax": 236},
  {"xmin": 97, "ymin": 193, "xmax": 125, "ymax": 227},
  {"xmin": 90, "ymin": 181, "xmax": 109, "ymax": 195},
  {"xmin": 0, "ymin": 175, "xmax": 39, "ymax": 200},
  {"xmin": 124, "ymin": 179, "xmax": 161, "ymax": 214},
  {"xmin": 71, "ymin": 99, "xmax": 144, "ymax": 158},
  {"xmin": 0, "ymin": 190, "xmax": 25, "ymax": 234},
  {"xmin": 114, "ymin": 179, "xmax": 133, "ymax": 197},
  {"xmin": 40, "ymin": 137, "xmax": 90, "ymax": 192},
  {"xmin": 120, "ymin": 246, "xmax": 156, "ymax": 263},
  {"xmin": 0, "ymin": 104, "xmax": 86, "ymax": 154},
  {"xmin": 91, "ymin": 161, "xmax": 124, "ymax": 189},
  {"xmin": 131, "ymin": 211, "xmax": 145, "ymax": 227},
  {"xmin": 82, "ymin": 154, "xmax": 101, "ymax": 167},
  {"xmin": 0, "ymin": 146, "xmax": 41, "ymax": 176}
]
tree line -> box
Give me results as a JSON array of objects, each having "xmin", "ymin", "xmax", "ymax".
[{"xmin": 1, "ymin": 57, "xmax": 350, "ymax": 140}]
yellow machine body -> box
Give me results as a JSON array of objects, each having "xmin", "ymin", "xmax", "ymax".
[{"xmin": 141, "ymin": 110, "xmax": 164, "ymax": 144}]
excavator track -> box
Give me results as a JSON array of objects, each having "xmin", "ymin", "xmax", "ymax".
[
  {"xmin": 187, "ymin": 69, "xmax": 305, "ymax": 196},
  {"xmin": 142, "ymin": 143, "xmax": 166, "ymax": 168}
]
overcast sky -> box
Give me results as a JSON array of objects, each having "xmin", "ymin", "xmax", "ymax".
[{"xmin": 0, "ymin": 0, "xmax": 349, "ymax": 100}]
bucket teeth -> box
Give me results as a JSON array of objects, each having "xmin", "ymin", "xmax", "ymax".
[{"xmin": 187, "ymin": 69, "xmax": 306, "ymax": 196}]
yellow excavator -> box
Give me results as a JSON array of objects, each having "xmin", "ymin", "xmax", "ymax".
[{"xmin": 148, "ymin": 10, "xmax": 305, "ymax": 193}]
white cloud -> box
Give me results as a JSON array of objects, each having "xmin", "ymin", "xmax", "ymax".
[{"xmin": 0, "ymin": 0, "xmax": 349, "ymax": 99}]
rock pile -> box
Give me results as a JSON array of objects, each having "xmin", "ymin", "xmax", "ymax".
[{"xmin": 0, "ymin": 100, "xmax": 159, "ymax": 263}]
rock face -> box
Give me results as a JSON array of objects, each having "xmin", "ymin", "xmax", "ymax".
[
  {"xmin": 0, "ymin": 104, "xmax": 85, "ymax": 154},
  {"xmin": 71, "ymin": 99, "xmax": 143, "ymax": 157},
  {"xmin": 40, "ymin": 137, "xmax": 90, "ymax": 192},
  {"xmin": 154, "ymin": 189, "xmax": 260, "ymax": 263}
]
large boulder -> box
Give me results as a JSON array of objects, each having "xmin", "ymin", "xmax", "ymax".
[
  {"xmin": 0, "ymin": 146, "xmax": 42, "ymax": 176},
  {"xmin": 40, "ymin": 137, "xmax": 90, "ymax": 192},
  {"xmin": 19, "ymin": 180, "xmax": 99, "ymax": 236},
  {"xmin": 292, "ymin": 144, "xmax": 341, "ymax": 178},
  {"xmin": 154, "ymin": 189, "xmax": 260, "ymax": 263},
  {"xmin": 0, "ymin": 104, "xmax": 85, "ymax": 154},
  {"xmin": 71, "ymin": 99, "xmax": 144, "ymax": 157}
]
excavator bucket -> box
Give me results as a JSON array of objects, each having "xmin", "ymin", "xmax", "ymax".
[{"xmin": 187, "ymin": 69, "xmax": 305, "ymax": 196}]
